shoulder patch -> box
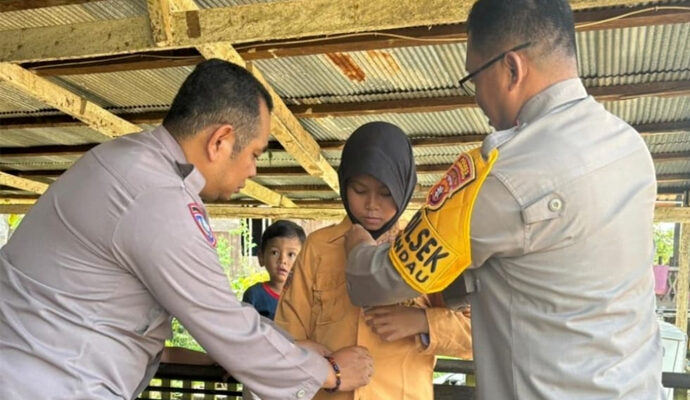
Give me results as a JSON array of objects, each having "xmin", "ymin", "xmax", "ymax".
[
  {"xmin": 426, "ymin": 153, "xmax": 476, "ymax": 210},
  {"xmin": 188, "ymin": 203, "xmax": 217, "ymax": 248}
]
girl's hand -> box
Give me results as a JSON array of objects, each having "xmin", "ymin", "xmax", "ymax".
[{"xmin": 364, "ymin": 305, "xmax": 429, "ymax": 342}]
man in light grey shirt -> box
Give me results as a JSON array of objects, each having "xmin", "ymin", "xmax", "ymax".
[
  {"xmin": 344, "ymin": 1, "xmax": 664, "ymax": 399},
  {"xmin": 0, "ymin": 60, "xmax": 372, "ymax": 400}
]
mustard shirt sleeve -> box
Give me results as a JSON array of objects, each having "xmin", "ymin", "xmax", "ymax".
[
  {"xmin": 274, "ymin": 238, "xmax": 317, "ymax": 340},
  {"xmin": 420, "ymin": 308, "xmax": 472, "ymax": 359}
]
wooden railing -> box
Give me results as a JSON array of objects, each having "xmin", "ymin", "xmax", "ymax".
[{"xmin": 138, "ymin": 359, "xmax": 690, "ymax": 400}]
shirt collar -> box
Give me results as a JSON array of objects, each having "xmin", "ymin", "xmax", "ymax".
[
  {"xmin": 324, "ymin": 217, "xmax": 402, "ymax": 244},
  {"xmin": 517, "ymin": 78, "xmax": 588, "ymax": 125},
  {"xmin": 151, "ymin": 125, "xmax": 207, "ymax": 195},
  {"xmin": 325, "ymin": 217, "xmax": 353, "ymax": 243},
  {"xmin": 481, "ymin": 78, "xmax": 588, "ymax": 158}
]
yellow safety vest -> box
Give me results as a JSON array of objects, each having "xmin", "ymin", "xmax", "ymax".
[{"xmin": 388, "ymin": 147, "xmax": 499, "ymax": 293}]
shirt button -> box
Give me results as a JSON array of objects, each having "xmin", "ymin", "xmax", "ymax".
[
  {"xmin": 297, "ymin": 389, "xmax": 306, "ymax": 398},
  {"xmin": 548, "ymin": 198, "xmax": 563, "ymax": 212}
]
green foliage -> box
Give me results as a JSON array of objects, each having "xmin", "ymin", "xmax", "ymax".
[
  {"xmin": 166, "ymin": 218, "xmax": 266, "ymax": 352},
  {"xmin": 654, "ymin": 223, "xmax": 675, "ymax": 265},
  {"xmin": 8, "ymin": 214, "xmax": 23, "ymax": 230},
  {"xmin": 165, "ymin": 318, "xmax": 203, "ymax": 352}
]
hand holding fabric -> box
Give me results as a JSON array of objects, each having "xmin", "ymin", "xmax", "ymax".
[
  {"xmin": 328, "ymin": 345, "xmax": 374, "ymax": 391},
  {"xmin": 364, "ymin": 305, "xmax": 429, "ymax": 342},
  {"xmin": 344, "ymin": 224, "xmax": 376, "ymax": 255}
]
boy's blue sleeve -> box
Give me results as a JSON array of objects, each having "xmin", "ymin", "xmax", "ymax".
[{"xmin": 242, "ymin": 284, "xmax": 257, "ymax": 304}]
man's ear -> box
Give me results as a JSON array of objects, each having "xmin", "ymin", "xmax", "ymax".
[
  {"xmin": 205, "ymin": 124, "xmax": 235, "ymax": 161},
  {"xmin": 504, "ymin": 51, "xmax": 527, "ymax": 91}
]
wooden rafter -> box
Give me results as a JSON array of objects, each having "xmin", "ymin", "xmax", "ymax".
[
  {"xmin": 3, "ymin": 196, "xmax": 687, "ymax": 221},
  {"xmin": 0, "ymin": 63, "xmax": 288, "ymax": 207},
  {"xmin": 21, "ymin": 2, "xmax": 690, "ymax": 74},
  {"xmin": 0, "ymin": 172, "xmax": 49, "ymax": 194},
  {"xmin": 0, "ymin": 0, "xmax": 99, "ymax": 12},
  {"xmin": 0, "ymin": 0, "xmax": 660, "ymax": 64},
  {"xmin": 0, "ymin": 63, "xmax": 137, "ymax": 140},
  {"xmin": 655, "ymin": 207, "xmax": 690, "ymax": 223},
  {"xmin": 2, "ymin": 120, "xmax": 688, "ymax": 162},
  {"xmin": 0, "ymin": 81, "xmax": 687, "ymax": 131},
  {"xmin": 146, "ymin": 0, "xmax": 340, "ymax": 193}
]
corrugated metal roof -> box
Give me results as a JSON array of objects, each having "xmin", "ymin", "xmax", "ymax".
[
  {"xmin": 0, "ymin": 5, "xmax": 689, "ymax": 204},
  {"xmin": 0, "ymin": 126, "xmax": 107, "ymax": 147},
  {"xmin": 254, "ymin": 43, "xmax": 469, "ymax": 101},
  {"xmin": 0, "ymin": 155, "xmax": 78, "ymax": 171},
  {"xmin": 252, "ymin": 176, "xmax": 326, "ymax": 187},
  {"xmin": 197, "ymin": 0, "xmax": 279, "ymax": 7},
  {"xmin": 255, "ymin": 24, "xmax": 690, "ymax": 103},
  {"xmin": 48, "ymin": 67, "xmax": 192, "ymax": 109},
  {"xmin": 0, "ymin": 0, "xmax": 147, "ymax": 31},
  {"xmin": 0, "ymin": 82, "xmax": 53, "ymax": 114},
  {"xmin": 655, "ymin": 160, "xmax": 690, "ymax": 175},
  {"xmin": 603, "ymin": 96, "xmax": 690, "ymax": 125},
  {"xmin": 645, "ymin": 131, "xmax": 690, "ymax": 154},
  {"xmin": 299, "ymin": 109, "xmax": 490, "ymax": 141},
  {"xmin": 579, "ymin": 23, "xmax": 690, "ymax": 86}
]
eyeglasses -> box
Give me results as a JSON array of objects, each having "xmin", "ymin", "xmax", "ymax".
[{"xmin": 458, "ymin": 42, "xmax": 532, "ymax": 96}]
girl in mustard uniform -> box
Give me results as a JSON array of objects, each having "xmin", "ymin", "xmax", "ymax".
[{"xmin": 275, "ymin": 122, "xmax": 472, "ymax": 400}]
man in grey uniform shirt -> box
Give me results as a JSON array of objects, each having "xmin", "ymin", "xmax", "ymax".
[
  {"xmin": 344, "ymin": 0, "xmax": 664, "ymax": 399},
  {"xmin": 0, "ymin": 60, "xmax": 372, "ymax": 400}
]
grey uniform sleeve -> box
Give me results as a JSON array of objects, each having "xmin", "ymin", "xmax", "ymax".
[
  {"xmin": 111, "ymin": 189, "xmax": 327, "ymax": 400},
  {"xmin": 345, "ymin": 242, "xmax": 421, "ymax": 306},
  {"xmin": 346, "ymin": 176, "xmax": 523, "ymax": 308}
]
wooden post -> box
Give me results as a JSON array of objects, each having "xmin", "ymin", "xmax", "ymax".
[{"xmin": 675, "ymin": 223, "xmax": 690, "ymax": 336}]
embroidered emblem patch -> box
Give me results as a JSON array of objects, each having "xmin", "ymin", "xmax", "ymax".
[
  {"xmin": 427, "ymin": 153, "xmax": 476, "ymax": 210},
  {"xmin": 188, "ymin": 203, "xmax": 217, "ymax": 248}
]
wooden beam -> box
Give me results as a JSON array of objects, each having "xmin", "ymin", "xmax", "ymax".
[
  {"xmin": 0, "ymin": 111, "xmax": 166, "ymax": 130},
  {"xmin": 588, "ymin": 81, "xmax": 690, "ymax": 102},
  {"xmin": 658, "ymin": 187, "xmax": 690, "ymax": 195},
  {"xmin": 655, "ymin": 207, "xmax": 690, "ymax": 223},
  {"xmin": 0, "ymin": 197, "xmax": 423, "ymax": 220},
  {"xmin": 291, "ymin": 82, "xmax": 690, "ymax": 118},
  {"xmin": 235, "ymin": 3, "xmax": 690, "ymax": 60},
  {"xmin": 4, "ymin": 154, "xmax": 690, "ymax": 180},
  {"xmin": 658, "ymin": 174, "xmax": 690, "ymax": 183},
  {"xmin": 653, "ymin": 152, "xmax": 690, "ymax": 163},
  {"xmin": 146, "ymin": 0, "xmax": 200, "ymax": 46},
  {"xmin": 240, "ymin": 180, "xmax": 297, "ymax": 208},
  {"xmin": 149, "ymin": 0, "xmax": 339, "ymax": 194},
  {"xmin": 0, "ymin": 172, "xmax": 48, "ymax": 194},
  {"xmin": 0, "ymin": 0, "xmax": 657, "ymax": 64},
  {"xmin": 0, "ymin": 63, "xmax": 292, "ymax": 207},
  {"xmin": 1, "ymin": 87, "xmax": 687, "ymax": 131},
  {"xmin": 195, "ymin": 43, "xmax": 340, "ymax": 192},
  {"xmin": 0, "ymin": 0, "xmax": 99, "ymax": 12},
  {"xmin": 17, "ymin": 3, "xmax": 690, "ymax": 74},
  {"xmin": 676, "ymin": 223, "xmax": 690, "ymax": 335},
  {"xmin": 165, "ymin": 0, "xmax": 664, "ymax": 47},
  {"xmin": 0, "ymin": 63, "xmax": 138, "ymax": 139}
]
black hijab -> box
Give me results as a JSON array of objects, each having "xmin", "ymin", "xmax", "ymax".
[{"xmin": 338, "ymin": 121, "xmax": 417, "ymax": 239}]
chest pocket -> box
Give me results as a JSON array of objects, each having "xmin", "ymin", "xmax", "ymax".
[
  {"xmin": 312, "ymin": 252, "xmax": 351, "ymax": 326},
  {"xmin": 313, "ymin": 281, "xmax": 349, "ymax": 325}
]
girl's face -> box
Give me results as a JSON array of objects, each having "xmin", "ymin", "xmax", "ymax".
[{"xmin": 346, "ymin": 174, "xmax": 397, "ymax": 232}]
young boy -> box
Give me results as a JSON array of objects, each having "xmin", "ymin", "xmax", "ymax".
[{"xmin": 242, "ymin": 220, "xmax": 306, "ymax": 320}]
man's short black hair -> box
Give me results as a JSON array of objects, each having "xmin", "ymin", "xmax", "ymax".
[
  {"xmin": 467, "ymin": 0, "xmax": 576, "ymax": 59},
  {"xmin": 259, "ymin": 220, "xmax": 306, "ymax": 254},
  {"xmin": 163, "ymin": 59, "xmax": 273, "ymax": 152}
]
